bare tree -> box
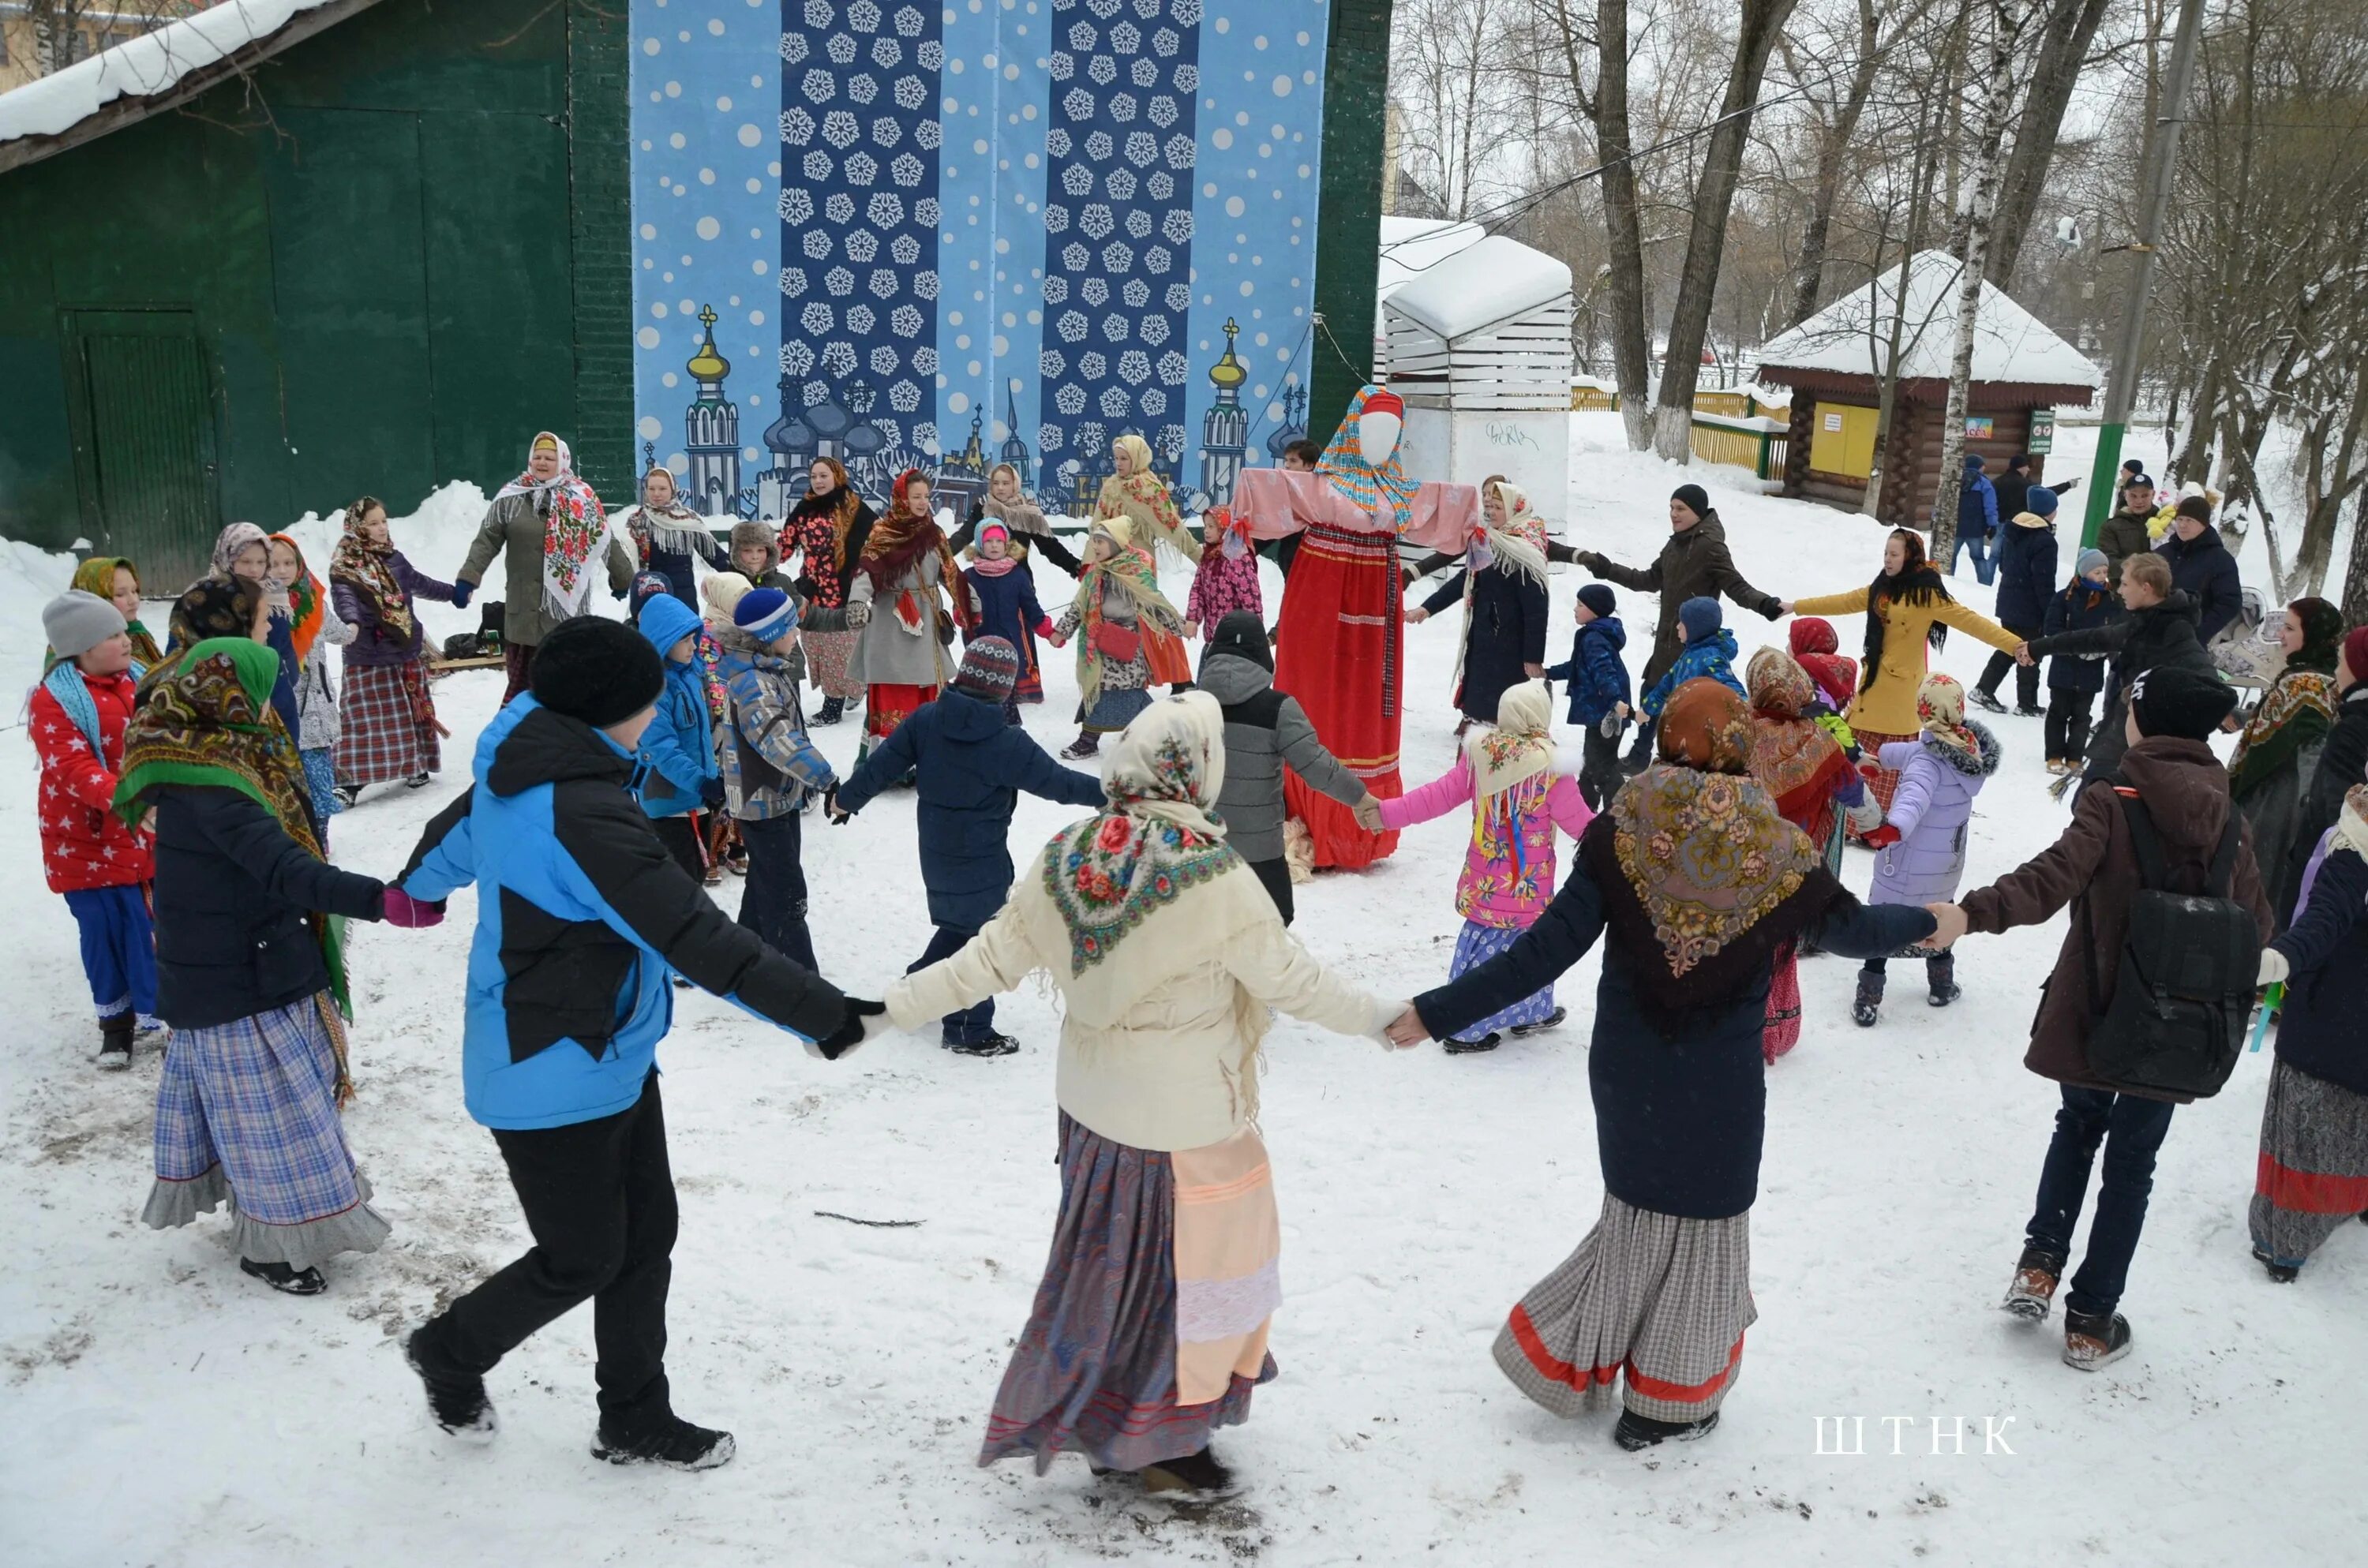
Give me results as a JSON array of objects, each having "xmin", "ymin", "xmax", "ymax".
[{"xmin": 1987, "ymin": 0, "xmax": 2114, "ymax": 286}]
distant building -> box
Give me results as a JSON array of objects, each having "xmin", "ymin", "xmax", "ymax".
[
  {"xmin": 755, "ymin": 373, "xmax": 813, "ymax": 521},
  {"xmin": 998, "ymin": 386, "xmax": 1033, "ymax": 488},
  {"xmin": 681, "ymin": 305, "xmax": 739, "ymax": 516},
  {"xmin": 1197, "ymin": 318, "xmax": 1249, "ymax": 508},
  {"xmin": 935, "ymin": 406, "xmax": 991, "ymax": 518}
]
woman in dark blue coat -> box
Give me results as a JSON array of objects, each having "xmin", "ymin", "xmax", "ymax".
[
  {"xmin": 1410, "ymin": 481, "xmax": 1551, "ymax": 728},
  {"xmin": 1389, "ymin": 680, "xmax": 1938, "ymax": 1451},
  {"xmin": 1974, "ymin": 485, "xmax": 2060, "ymax": 714}
]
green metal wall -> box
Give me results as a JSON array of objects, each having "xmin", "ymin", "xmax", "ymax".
[
  {"xmin": 0, "ymin": 0, "xmax": 631, "ymax": 579},
  {"xmin": 1310, "ymin": 0, "xmax": 1395, "ymax": 453}
]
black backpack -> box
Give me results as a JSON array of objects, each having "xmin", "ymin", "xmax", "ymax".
[{"xmin": 2081, "ymin": 791, "xmax": 2261, "ymax": 1098}]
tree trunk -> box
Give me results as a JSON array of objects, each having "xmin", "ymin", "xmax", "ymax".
[
  {"xmin": 1864, "ymin": 38, "xmax": 1954, "ymax": 522},
  {"xmin": 1786, "ymin": 0, "xmax": 1883, "ymax": 327},
  {"xmin": 1594, "ymin": 0, "xmax": 1658, "ymax": 451},
  {"xmin": 2295, "ymin": 361, "xmax": 2368, "ymax": 597},
  {"xmin": 1987, "ymin": 0, "xmax": 2112, "ymax": 285},
  {"xmin": 2343, "ymin": 485, "xmax": 2368, "ymax": 627},
  {"xmin": 1929, "ymin": 1, "xmax": 2030, "ymax": 562},
  {"xmin": 1652, "ymin": 0, "xmax": 1803, "ymax": 462}
]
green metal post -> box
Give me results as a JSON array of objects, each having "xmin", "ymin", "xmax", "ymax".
[{"xmin": 1310, "ymin": 0, "xmax": 1395, "ymax": 450}]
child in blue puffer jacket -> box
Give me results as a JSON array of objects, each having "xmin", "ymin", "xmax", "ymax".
[
  {"xmin": 1543, "ymin": 582, "xmax": 1632, "ymax": 809},
  {"xmin": 1626, "ymin": 597, "xmax": 1744, "ymax": 762},
  {"xmin": 632, "ymin": 594, "xmax": 722, "ymax": 885}
]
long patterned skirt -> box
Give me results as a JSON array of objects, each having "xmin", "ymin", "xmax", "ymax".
[
  {"xmin": 2250, "ymin": 1058, "xmax": 2368, "ymax": 1270},
  {"xmin": 141, "ymin": 995, "xmax": 391, "ymax": 1270},
  {"xmin": 804, "ymin": 627, "xmax": 865, "ymax": 701},
  {"xmin": 1849, "ymin": 728, "xmax": 1917, "ymax": 834},
  {"xmin": 335, "ymin": 661, "xmax": 440, "ymax": 785},
  {"xmin": 1445, "ymin": 919, "xmax": 1556, "ymax": 1038},
  {"xmin": 862, "ymin": 681, "xmax": 937, "ymax": 756},
  {"xmin": 1763, "ymin": 943, "xmax": 1803, "ymax": 1064},
  {"xmin": 1493, "ymin": 1192, "xmax": 1755, "ymax": 1424},
  {"xmin": 982, "ymin": 1113, "xmax": 1279, "ymax": 1474},
  {"xmin": 1273, "ymin": 522, "xmax": 1403, "ymax": 869}
]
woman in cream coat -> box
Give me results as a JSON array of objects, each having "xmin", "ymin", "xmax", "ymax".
[{"xmin": 888, "ymin": 691, "xmax": 1407, "ymax": 1499}]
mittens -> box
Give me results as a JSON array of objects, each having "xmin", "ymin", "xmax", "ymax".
[
  {"xmin": 1861, "ymin": 825, "xmax": 1902, "ymax": 849},
  {"xmin": 451, "ymin": 582, "xmax": 474, "ymax": 610},
  {"xmin": 807, "ymin": 997, "xmax": 888, "ymax": 1060},
  {"xmin": 2257, "ymin": 949, "xmax": 2290, "ymax": 987},
  {"xmin": 380, "ymin": 888, "xmax": 446, "ymax": 929},
  {"xmin": 699, "ymin": 777, "xmax": 728, "ymax": 810}
]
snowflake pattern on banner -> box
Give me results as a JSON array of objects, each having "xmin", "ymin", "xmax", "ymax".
[
  {"xmin": 777, "ymin": 0, "xmax": 940, "ymax": 451},
  {"xmin": 1036, "ymin": 0, "xmax": 1199, "ymax": 471}
]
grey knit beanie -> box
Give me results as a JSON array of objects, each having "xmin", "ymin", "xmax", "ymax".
[{"xmin": 43, "ymin": 589, "xmax": 126, "ymax": 661}]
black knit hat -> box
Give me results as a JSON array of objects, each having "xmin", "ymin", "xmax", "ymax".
[
  {"xmin": 1577, "ymin": 582, "xmax": 1617, "ymax": 619},
  {"xmin": 2127, "ymin": 664, "xmax": 2237, "ymax": 742},
  {"xmin": 531, "ymin": 615, "xmax": 666, "ymax": 728},
  {"xmin": 1671, "ymin": 483, "xmax": 1711, "ymax": 519},
  {"xmin": 1204, "ymin": 610, "xmax": 1272, "ymax": 672}
]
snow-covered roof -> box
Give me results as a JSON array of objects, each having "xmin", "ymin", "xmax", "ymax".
[
  {"xmin": 1755, "ymin": 250, "xmax": 2101, "ymax": 391},
  {"xmin": 1377, "ymin": 217, "xmax": 1486, "ymax": 304},
  {"xmin": 1384, "ymin": 234, "xmax": 1573, "ymax": 341},
  {"xmin": 0, "ymin": 0, "xmax": 373, "ymax": 165}
]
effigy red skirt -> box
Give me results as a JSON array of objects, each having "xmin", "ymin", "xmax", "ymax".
[{"xmin": 1274, "ymin": 522, "xmax": 1402, "ymax": 870}]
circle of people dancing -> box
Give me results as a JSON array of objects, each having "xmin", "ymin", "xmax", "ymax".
[{"xmin": 30, "ymin": 407, "xmax": 2367, "ymax": 1495}]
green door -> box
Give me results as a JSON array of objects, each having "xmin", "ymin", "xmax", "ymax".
[{"xmin": 66, "ymin": 309, "xmax": 220, "ymax": 589}]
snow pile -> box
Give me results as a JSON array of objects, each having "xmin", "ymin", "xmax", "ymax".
[
  {"xmin": 2, "ymin": 432, "xmax": 2361, "ymax": 1565},
  {"xmin": 0, "ymin": 0, "xmax": 345, "ymax": 148},
  {"xmin": 1756, "ymin": 250, "xmax": 2103, "ymax": 391},
  {"xmin": 1386, "ymin": 234, "xmax": 1574, "ymax": 341}
]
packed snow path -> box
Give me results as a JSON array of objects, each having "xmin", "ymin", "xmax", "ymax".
[{"xmin": 3, "ymin": 425, "xmax": 2359, "ymax": 1565}]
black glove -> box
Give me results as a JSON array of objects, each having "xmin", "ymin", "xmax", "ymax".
[
  {"xmin": 822, "ymin": 784, "xmax": 851, "ymax": 825},
  {"xmin": 451, "ymin": 581, "xmax": 474, "ymax": 609},
  {"xmin": 807, "ymin": 997, "xmax": 886, "ymax": 1061},
  {"xmin": 699, "ymin": 777, "xmax": 728, "ymax": 810}
]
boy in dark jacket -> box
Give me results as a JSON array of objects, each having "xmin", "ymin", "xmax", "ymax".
[
  {"xmin": 632, "ymin": 594, "xmax": 723, "ymax": 881},
  {"xmin": 1973, "ymin": 485, "xmax": 2059, "ymax": 715},
  {"xmin": 1196, "ymin": 612, "xmax": 1373, "ymax": 923},
  {"xmin": 833, "ymin": 638, "xmax": 1104, "ymax": 1054},
  {"xmin": 1946, "ymin": 665, "xmax": 2271, "ymax": 1372},
  {"xmin": 1543, "ymin": 583, "xmax": 1632, "ymax": 810},
  {"xmin": 715, "ymin": 589, "xmax": 838, "ymax": 969},
  {"xmin": 2020, "ymin": 552, "xmax": 2212, "ymax": 786},
  {"xmin": 2037, "ymin": 548, "xmax": 2122, "ymax": 773},
  {"xmin": 396, "ymin": 616, "xmax": 874, "ymax": 1471}
]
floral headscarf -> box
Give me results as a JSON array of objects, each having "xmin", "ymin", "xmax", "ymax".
[
  {"xmin": 208, "ymin": 522, "xmax": 268, "ymax": 582},
  {"xmin": 1316, "ymin": 384, "xmax": 1419, "ymax": 531},
  {"xmin": 143, "ymin": 577, "xmax": 263, "ymax": 697},
  {"xmin": 1096, "ymin": 434, "xmax": 1195, "ymax": 563},
  {"xmin": 59, "ymin": 556, "xmax": 161, "ymax": 671},
  {"xmin": 1745, "ymin": 647, "xmax": 1850, "ymax": 840},
  {"xmin": 1656, "ymin": 677, "xmax": 1755, "ymax": 774},
  {"xmin": 1914, "ymin": 673, "xmax": 1982, "ymax": 764},
  {"xmin": 329, "ymin": 498, "xmax": 414, "ymax": 650},
  {"xmin": 495, "ymin": 432, "xmax": 609, "ymax": 623},
  {"xmin": 628, "ymin": 466, "xmax": 718, "ymax": 563},
  {"xmin": 1068, "ymin": 516, "xmax": 1184, "ymax": 710},
  {"xmin": 2229, "ymin": 598, "xmax": 2344, "ymax": 799},
  {"xmin": 1040, "ymin": 691, "xmax": 1238, "ymax": 973},
  {"xmin": 266, "ymin": 533, "xmax": 327, "ymax": 664}
]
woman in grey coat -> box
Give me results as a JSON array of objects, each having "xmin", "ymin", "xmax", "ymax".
[
  {"xmin": 454, "ymin": 433, "xmax": 636, "ymax": 704},
  {"xmin": 845, "ymin": 470, "xmax": 975, "ymax": 762}
]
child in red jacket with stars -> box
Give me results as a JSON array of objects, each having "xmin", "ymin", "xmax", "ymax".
[{"xmin": 34, "ymin": 589, "xmax": 158, "ymax": 1068}]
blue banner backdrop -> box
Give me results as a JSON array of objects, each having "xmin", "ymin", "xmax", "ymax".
[{"xmin": 630, "ymin": 0, "xmax": 1329, "ymax": 518}]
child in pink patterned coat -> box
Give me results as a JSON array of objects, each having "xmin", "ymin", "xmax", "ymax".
[
  {"xmin": 1183, "ymin": 508, "xmax": 1264, "ymax": 641},
  {"xmin": 1375, "ymin": 679, "xmax": 1593, "ymax": 1052}
]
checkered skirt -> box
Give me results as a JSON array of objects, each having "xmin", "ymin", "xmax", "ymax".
[
  {"xmin": 1492, "ymin": 1192, "xmax": 1755, "ymax": 1423},
  {"xmin": 141, "ymin": 996, "xmax": 390, "ymax": 1269},
  {"xmin": 335, "ymin": 661, "xmax": 440, "ymax": 786}
]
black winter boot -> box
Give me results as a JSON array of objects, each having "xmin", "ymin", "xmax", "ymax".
[
  {"xmin": 1969, "ymin": 686, "xmax": 2007, "ymax": 714},
  {"xmin": 240, "ymin": 1258, "xmax": 325, "ymax": 1295},
  {"xmin": 404, "ymin": 1327, "xmax": 498, "ymax": 1442},
  {"xmin": 2251, "ymin": 1247, "xmax": 2299, "ymax": 1284},
  {"xmin": 1853, "ymin": 969, "xmax": 1884, "ymax": 1027},
  {"xmin": 1138, "ymin": 1446, "xmax": 1238, "ymax": 1499},
  {"xmin": 1926, "ymin": 952, "xmax": 1961, "ymax": 1007},
  {"xmin": 1613, "ymin": 1409, "xmax": 1721, "ymax": 1450},
  {"xmin": 96, "ymin": 1013, "xmax": 133, "ymax": 1070},
  {"xmin": 593, "ymin": 1414, "xmax": 736, "ymax": 1471},
  {"xmin": 815, "ymin": 696, "xmax": 845, "ymax": 726}
]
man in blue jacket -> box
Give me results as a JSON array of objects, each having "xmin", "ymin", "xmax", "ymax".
[
  {"xmin": 832, "ymin": 637, "xmax": 1103, "ymax": 1055},
  {"xmin": 1952, "ymin": 453, "xmax": 1999, "ymax": 585},
  {"xmin": 395, "ymin": 616, "xmax": 879, "ymax": 1471}
]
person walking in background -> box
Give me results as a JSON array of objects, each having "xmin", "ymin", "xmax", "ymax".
[
  {"xmin": 1544, "ymin": 583, "xmax": 1632, "ymax": 811},
  {"xmin": 1952, "ymin": 454, "xmax": 1999, "ymax": 585},
  {"xmin": 1195, "ymin": 613, "xmax": 1374, "ymax": 925},
  {"xmin": 266, "ymin": 533, "xmax": 355, "ymax": 837},
  {"xmin": 392, "ymin": 615, "xmax": 870, "ymax": 1469},
  {"xmin": 831, "ymin": 638, "xmax": 1104, "ymax": 1057},
  {"xmin": 122, "ymin": 638, "xmax": 403, "ymax": 1297},
  {"xmin": 1407, "ymin": 481, "xmax": 1552, "ymax": 730},
  {"xmin": 1853, "ymin": 674, "xmax": 1999, "ymax": 1026},
  {"xmin": 624, "ymin": 465, "xmax": 727, "ymax": 608},
  {"xmin": 330, "ymin": 497, "xmax": 459, "ymax": 805},
  {"xmin": 2157, "ymin": 495, "xmax": 2245, "ymax": 648},
  {"xmin": 1377, "ymin": 679, "xmax": 1592, "ymax": 1054},
  {"xmin": 2276, "ymin": 626, "xmax": 2368, "ymax": 924},
  {"xmin": 2249, "ymin": 774, "xmax": 2368, "ymax": 1282},
  {"xmin": 2096, "ymin": 473, "xmax": 2160, "ymax": 586},
  {"xmin": 2037, "ymin": 549, "xmax": 2122, "ymax": 775},
  {"xmin": 2227, "ymin": 598, "xmax": 2344, "ymax": 918},
  {"xmin": 779, "ymin": 455, "xmax": 878, "ymax": 727},
  {"xmin": 1573, "ymin": 484, "xmax": 1783, "ymax": 696},
  {"xmin": 455, "ymin": 432, "xmax": 635, "ymax": 705},
  {"xmin": 1973, "ymin": 485, "xmax": 2059, "ymax": 717},
  {"xmin": 713, "ymin": 588, "xmax": 837, "ymax": 972},
  {"xmin": 1954, "ymin": 666, "xmax": 2269, "ymax": 1371},
  {"xmin": 34, "ymin": 589, "xmax": 159, "ymax": 1068},
  {"xmin": 1991, "ymin": 453, "xmax": 2036, "ymax": 523}
]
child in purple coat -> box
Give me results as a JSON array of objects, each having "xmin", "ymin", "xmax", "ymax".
[{"xmin": 1855, "ymin": 673, "xmax": 2000, "ymax": 1025}]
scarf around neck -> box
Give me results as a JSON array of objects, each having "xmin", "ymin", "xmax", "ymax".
[
  {"xmin": 496, "ymin": 432, "xmax": 609, "ymax": 623},
  {"xmin": 329, "ymin": 515, "xmax": 414, "ymax": 648},
  {"xmin": 629, "ymin": 473, "xmax": 715, "ymax": 561},
  {"xmin": 266, "ymin": 533, "xmax": 326, "ymax": 664},
  {"xmin": 2229, "ymin": 666, "xmax": 2337, "ymax": 799},
  {"xmin": 1069, "ymin": 522, "xmax": 1182, "ymax": 709},
  {"xmin": 983, "ymin": 489, "xmax": 1051, "ymax": 537},
  {"xmin": 1745, "ymin": 649, "xmax": 1849, "ymax": 836},
  {"xmin": 1042, "ymin": 691, "xmax": 1237, "ymax": 973}
]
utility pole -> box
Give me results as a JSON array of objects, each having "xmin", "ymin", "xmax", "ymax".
[{"xmin": 2081, "ymin": 0, "xmax": 2205, "ymax": 546}]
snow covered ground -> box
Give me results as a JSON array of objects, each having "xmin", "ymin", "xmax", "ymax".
[{"xmin": 4, "ymin": 430, "xmax": 2363, "ymax": 1566}]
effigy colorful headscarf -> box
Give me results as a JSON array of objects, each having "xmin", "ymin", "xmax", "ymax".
[{"xmin": 1316, "ymin": 384, "xmax": 1421, "ymax": 532}]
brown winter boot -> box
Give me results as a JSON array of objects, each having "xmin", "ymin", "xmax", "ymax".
[{"xmin": 2002, "ymin": 1244, "xmax": 2067, "ymax": 1321}]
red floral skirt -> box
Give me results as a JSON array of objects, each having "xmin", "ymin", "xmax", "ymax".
[
  {"xmin": 866, "ymin": 683, "xmax": 937, "ymax": 746},
  {"xmin": 1274, "ymin": 522, "xmax": 1402, "ymax": 870}
]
